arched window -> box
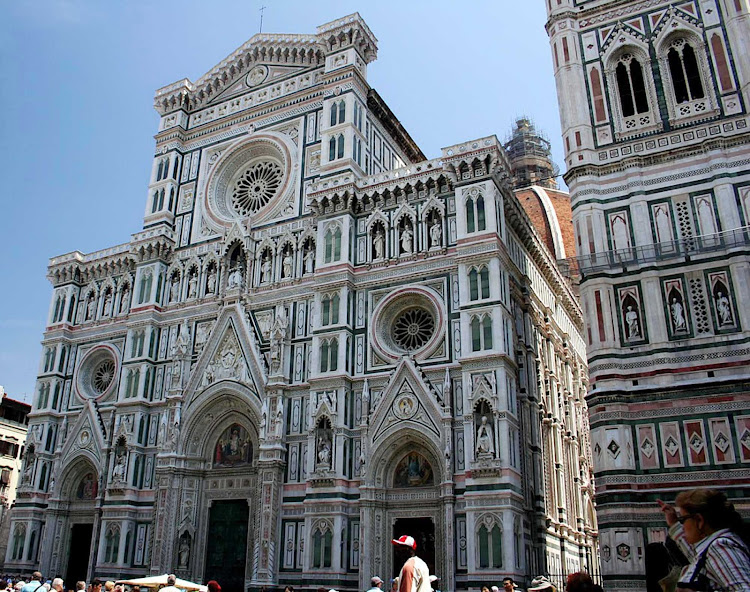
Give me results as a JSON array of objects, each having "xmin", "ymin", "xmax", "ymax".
[
  {"xmin": 124, "ymin": 530, "xmax": 133, "ymax": 565},
  {"xmin": 471, "ymin": 315, "xmax": 493, "ymax": 352},
  {"xmin": 51, "ymin": 382, "xmax": 61, "ymax": 410},
  {"xmin": 156, "ymin": 160, "xmax": 164, "ymax": 182},
  {"xmin": 466, "ymin": 194, "xmax": 487, "ymax": 233},
  {"xmin": 667, "ymin": 39, "xmax": 704, "ymax": 104},
  {"xmin": 478, "ymin": 522, "xmax": 503, "ymax": 568},
  {"xmin": 337, "ymin": 134, "xmax": 345, "ymax": 159},
  {"xmin": 338, "ymin": 100, "xmax": 346, "ymax": 124},
  {"xmin": 104, "ymin": 526, "xmax": 120, "ymax": 563},
  {"xmin": 322, "ymin": 293, "xmax": 340, "ymax": 325},
  {"xmin": 132, "ymin": 456, "xmax": 140, "ymax": 487},
  {"xmin": 480, "ymin": 267, "xmax": 490, "ymax": 299},
  {"xmin": 11, "ymin": 525, "xmax": 25, "ymax": 561},
  {"xmin": 469, "ymin": 269, "xmax": 479, "ymax": 300},
  {"xmin": 138, "ymin": 271, "xmax": 153, "ymax": 304},
  {"xmin": 312, "ymin": 525, "xmax": 333, "ymax": 568},
  {"xmin": 615, "ymin": 54, "xmax": 649, "ymax": 117},
  {"xmin": 324, "ymin": 226, "xmax": 342, "ymax": 263},
  {"xmin": 53, "ymin": 295, "xmax": 65, "ymax": 323},
  {"xmin": 466, "ymin": 198, "xmax": 476, "ymax": 233},
  {"xmin": 172, "ymin": 157, "xmax": 179, "ymax": 179},
  {"xmin": 320, "ymin": 338, "xmax": 338, "ymax": 373},
  {"xmin": 67, "ymin": 294, "xmax": 77, "ymax": 323}
]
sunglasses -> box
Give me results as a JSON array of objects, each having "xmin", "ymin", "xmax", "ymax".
[{"xmin": 676, "ymin": 513, "xmax": 695, "ymax": 524}]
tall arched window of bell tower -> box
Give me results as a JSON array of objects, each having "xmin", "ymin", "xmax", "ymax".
[
  {"xmin": 615, "ymin": 54, "xmax": 650, "ymax": 117},
  {"xmin": 666, "ymin": 38, "xmax": 704, "ymax": 104}
]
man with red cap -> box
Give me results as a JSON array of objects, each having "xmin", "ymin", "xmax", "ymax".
[{"xmin": 391, "ymin": 535, "xmax": 431, "ymax": 592}]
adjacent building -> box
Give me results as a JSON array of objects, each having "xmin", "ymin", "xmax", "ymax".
[
  {"xmin": 6, "ymin": 14, "xmax": 597, "ymax": 591},
  {"xmin": 546, "ymin": 0, "xmax": 750, "ymax": 589}
]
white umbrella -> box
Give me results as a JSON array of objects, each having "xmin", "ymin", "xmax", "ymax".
[{"xmin": 116, "ymin": 575, "xmax": 206, "ymax": 592}]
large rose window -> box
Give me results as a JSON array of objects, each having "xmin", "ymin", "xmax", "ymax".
[
  {"xmin": 370, "ymin": 287, "xmax": 445, "ymax": 362},
  {"xmin": 231, "ymin": 161, "xmax": 283, "ymax": 217},
  {"xmin": 392, "ymin": 307, "xmax": 435, "ymax": 351},
  {"xmin": 76, "ymin": 346, "xmax": 119, "ymax": 400}
]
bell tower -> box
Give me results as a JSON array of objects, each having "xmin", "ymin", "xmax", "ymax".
[{"xmin": 547, "ymin": 1, "xmax": 750, "ymax": 590}]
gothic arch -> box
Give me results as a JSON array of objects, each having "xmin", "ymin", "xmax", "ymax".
[
  {"xmin": 57, "ymin": 453, "xmax": 99, "ymax": 502},
  {"xmin": 367, "ymin": 426, "xmax": 444, "ymax": 489},
  {"xmin": 180, "ymin": 385, "xmax": 262, "ymax": 459}
]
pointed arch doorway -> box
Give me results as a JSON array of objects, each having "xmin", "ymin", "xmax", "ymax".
[{"xmin": 392, "ymin": 517, "xmax": 436, "ymax": 579}]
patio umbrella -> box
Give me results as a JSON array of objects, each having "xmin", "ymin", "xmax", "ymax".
[{"xmin": 116, "ymin": 575, "xmax": 206, "ymax": 592}]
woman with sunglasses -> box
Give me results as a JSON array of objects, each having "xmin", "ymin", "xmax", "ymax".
[{"xmin": 658, "ymin": 489, "xmax": 750, "ymax": 591}]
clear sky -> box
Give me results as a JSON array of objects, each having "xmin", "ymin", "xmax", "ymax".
[{"xmin": 0, "ymin": 0, "xmax": 561, "ymax": 403}]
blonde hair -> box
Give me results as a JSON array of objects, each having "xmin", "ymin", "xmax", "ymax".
[{"xmin": 675, "ymin": 489, "xmax": 743, "ymax": 532}]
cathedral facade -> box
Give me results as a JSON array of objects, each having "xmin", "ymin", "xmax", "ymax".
[
  {"xmin": 546, "ymin": 0, "xmax": 750, "ymax": 590},
  {"xmin": 6, "ymin": 15, "xmax": 596, "ymax": 591}
]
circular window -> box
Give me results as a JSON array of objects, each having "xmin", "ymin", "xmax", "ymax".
[
  {"xmin": 392, "ymin": 307, "xmax": 435, "ymax": 351},
  {"xmin": 92, "ymin": 359, "xmax": 116, "ymax": 394},
  {"xmin": 76, "ymin": 346, "xmax": 118, "ymax": 400},
  {"xmin": 370, "ymin": 287, "xmax": 445, "ymax": 362},
  {"xmin": 231, "ymin": 161, "xmax": 283, "ymax": 217}
]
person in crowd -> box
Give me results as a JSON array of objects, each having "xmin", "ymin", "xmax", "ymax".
[
  {"xmin": 21, "ymin": 573, "xmax": 44, "ymax": 592},
  {"xmin": 658, "ymin": 488, "xmax": 750, "ymax": 591},
  {"xmin": 159, "ymin": 576, "xmax": 180, "ymax": 592},
  {"xmin": 429, "ymin": 576, "xmax": 440, "ymax": 592},
  {"xmin": 206, "ymin": 582, "xmax": 220, "ymax": 592},
  {"xmin": 103, "ymin": 584, "xmax": 113, "ymax": 592},
  {"xmin": 50, "ymin": 580, "xmax": 63, "ymax": 592},
  {"xmin": 74, "ymin": 583, "xmax": 85, "ymax": 592},
  {"xmin": 527, "ymin": 576, "xmax": 556, "ymax": 592},
  {"xmin": 283, "ymin": 587, "xmax": 293, "ymax": 592},
  {"xmin": 565, "ymin": 573, "xmax": 594, "ymax": 592},
  {"xmin": 90, "ymin": 580, "xmax": 102, "ymax": 592},
  {"xmin": 390, "ymin": 579, "xmax": 398, "ymax": 592},
  {"xmin": 502, "ymin": 578, "xmax": 519, "ymax": 592},
  {"xmin": 481, "ymin": 586, "xmax": 490, "ymax": 592},
  {"xmin": 392, "ymin": 535, "xmax": 431, "ymax": 592},
  {"xmin": 366, "ymin": 577, "xmax": 384, "ymax": 592},
  {"xmin": 491, "ymin": 586, "xmax": 499, "ymax": 592}
]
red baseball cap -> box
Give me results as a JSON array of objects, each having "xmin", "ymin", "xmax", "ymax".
[{"xmin": 391, "ymin": 535, "xmax": 417, "ymax": 549}]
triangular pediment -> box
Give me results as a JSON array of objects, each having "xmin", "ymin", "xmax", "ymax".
[
  {"xmin": 208, "ymin": 64, "xmax": 313, "ymax": 105},
  {"xmin": 59, "ymin": 400, "xmax": 106, "ymax": 465},
  {"xmin": 370, "ymin": 358, "xmax": 445, "ymax": 444},
  {"xmin": 184, "ymin": 306, "xmax": 265, "ymax": 406}
]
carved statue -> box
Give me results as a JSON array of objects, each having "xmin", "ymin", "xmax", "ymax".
[
  {"xmin": 304, "ymin": 249, "xmax": 315, "ymax": 274},
  {"xmin": 317, "ymin": 433, "xmax": 332, "ymax": 466},
  {"xmin": 373, "ymin": 229, "xmax": 385, "ymax": 260},
  {"xmin": 401, "ymin": 227, "xmax": 413, "ymax": 254},
  {"xmin": 176, "ymin": 320, "xmax": 190, "ymax": 357},
  {"xmin": 475, "ymin": 415, "xmax": 494, "ymax": 455},
  {"xmin": 429, "ymin": 220, "xmax": 442, "ymax": 247},
  {"xmin": 625, "ymin": 305, "xmax": 640, "ymax": 339},
  {"xmin": 670, "ymin": 298, "xmax": 686, "ymax": 331},
  {"xmin": 86, "ymin": 296, "xmax": 96, "ymax": 320},
  {"xmin": 170, "ymin": 277, "xmax": 180, "ymax": 302},
  {"xmin": 261, "ymin": 259, "xmax": 272, "ymax": 284},
  {"xmin": 716, "ymin": 291, "xmax": 733, "ymax": 325},
  {"xmin": 260, "ymin": 398, "xmax": 268, "ymax": 438},
  {"xmin": 120, "ymin": 285, "xmax": 130, "ymax": 313},
  {"xmin": 227, "ymin": 266, "xmax": 243, "ymax": 289},
  {"xmin": 282, "ymin": 253, "xmax": 294, "ymax": 279},
  {"xmin": 21, "ymin": 460, "xmax": 33, "ymax": 485},
  {"xmin": 361, "ymin": 379, "xmax": 370, "ymax": 418},
  {"xmin": 170, "ymin": 361, "xmax": 182, "ymax": 389},
  {"xmin": 103, "ymin": 291, "xmax": 113, "ymax": 317},
  {"xmin": 206, "ymin": 267, "xmax": 217, "ymax": 293},
  {"xmin": 111, "ymin": 452, "xmax": 127, "ymax": 483},
  {"xmin": 178, "ymin": 536, "xmax": 191, "ymax": 568},
  {"xmin": 188, "ymin": 273, "xmax": 198, "ymax": 299}
]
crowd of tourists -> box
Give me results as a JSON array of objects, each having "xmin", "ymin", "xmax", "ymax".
[{"xmin": 4, "ymin": 489, "xmax": 748, "ymax": 592}]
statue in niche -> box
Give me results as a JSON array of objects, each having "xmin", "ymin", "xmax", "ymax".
[
  {"xmin": 475, "ymin": 415, "xmax": 494, "ymax": 455},
  {"xmin": 227, "ymin": 265, "xmax": 243, "ymax": 289},
  {"xmin": 274, "ymin": 398, "xmax": 284, "ymax": 437},
  {"xmin": 103, "ymin": 291, "xmax": 113, "ymax": 317},
  {"xmin": 170, "ymin": 276, "xmax": 180, "ymax": 302},
  {"xmin": 716, "ymin": 291, "xmax": 733, "ymax": 326},
  {"xmin": 317, "ymin": 432, "xmax": 332, "ymax": 466},
  {"xmin": 195, "ymin": 323, "xmax": 210, "ymax": 352},
  {"xmin": 120, "ymin": 285, "xmax": 130, "ymax": 313},
  {"xmin": 261, "ymin": 257, "xmax": 272, "ymax": 284},
  {"xmin": 304, "ymin": 248, "xmax": 315, "ymax": 275},
  {"xmin": 625, "ymin": 305, "xmax": 640, "ymax": 339},
  {"xmin": 21, "ymin": 459, "xmax": 33, "ymax": 485},
  {"xmin": 188, "ymin": 272, "xmax": 198, "ymax": 299},
  {"xmin": 670, "ymin": 297, "xmax": 686, "ymax": 332},
  {"xmin": 178, "ymin": 533, "xmax": 191, "ymax": 568},
  {"xmin": 206, "ymin": 267, "xmax": 217, "ymax": 294},
  {"xmin": 400, "ymin": 226, "xmax": 413, "ymax": 254},
  {"xmin": 260, "ymin": 399, "xmax": 268, "ymax": 438},
  {"xmin": 282, "ymin": 253, "xmax": 294, "ymax": 279},
  {"xmin": 373, "ymin": 228, "xmax": 385, "ymax": 260},
  {"xmin": 429, "ymin": 219, "xmax": 442, "ymax": 248},
  {"xmin": 86, "ymin": 296, "xmax": 96, "ymax": 320},
  {"xmin": 111, "ymin": 451, "xmax": 127, "ymax": 483},
  {"xmin": 200, "ymin": 361, "xmax": 215, "ymax": 388}
]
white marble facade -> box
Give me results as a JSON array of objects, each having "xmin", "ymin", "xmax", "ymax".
[{"xmin": 7, "ymin": 14, "xmax": 596, "ymax": 592}]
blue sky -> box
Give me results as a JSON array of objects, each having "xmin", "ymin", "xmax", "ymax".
[{"xmin": 0, "ymin": 1, "xmax": 561, "ymax": 402}]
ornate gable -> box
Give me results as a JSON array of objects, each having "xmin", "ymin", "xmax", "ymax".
[{"xmin": 369, "ymin": 358, "xmax": 446, "ymax": 444}]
